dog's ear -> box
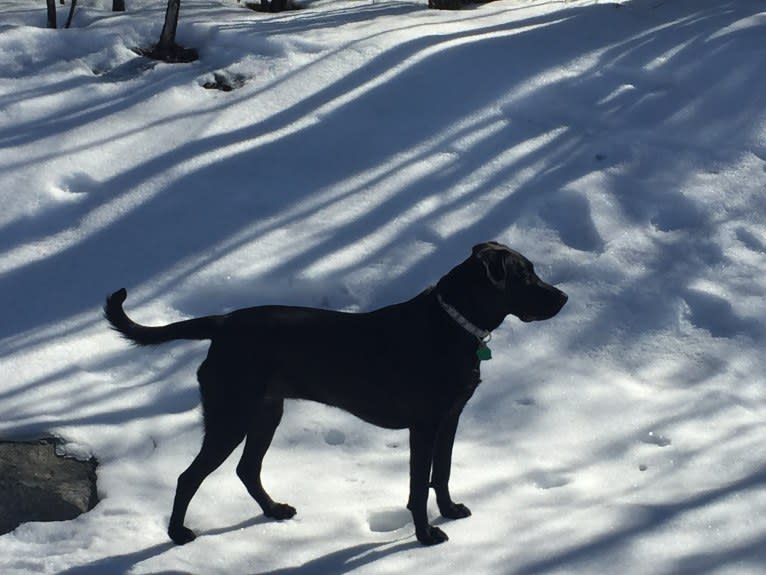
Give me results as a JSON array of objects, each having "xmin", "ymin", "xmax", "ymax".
[
  {"xmin": 473, "ymin": 244, "xmax": 507, "ymax": 288},
  {"xmin": 472, "ymin": 242, "xmax": 504, "ymax": 256}
]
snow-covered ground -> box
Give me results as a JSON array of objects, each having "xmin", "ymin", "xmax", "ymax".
[{"xmin": 1, "ymin": 0, "xmax": 766, "ymax": 572}]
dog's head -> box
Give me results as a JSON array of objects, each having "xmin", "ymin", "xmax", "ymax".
[
  {"xmin": 436, "ymin": 242, "xmax": 568, "ymax": 331},
  {"xmin": 471, "ymin": 242, "xmax": 567, "ymax": 323}
]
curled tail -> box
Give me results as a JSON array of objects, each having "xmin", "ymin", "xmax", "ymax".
[{"xmin": 104, "ymin": 288, "xmax": 220, "ymax": 346}]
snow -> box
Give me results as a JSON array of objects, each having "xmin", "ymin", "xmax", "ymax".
[{"xmin": 1, "ymin": 0, "xmax": 766, "ymax": 572}]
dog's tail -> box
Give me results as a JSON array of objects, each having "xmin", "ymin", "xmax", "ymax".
[{"xmin": 104, "ymin": 288, "xmax": 220, "ymax": 346}]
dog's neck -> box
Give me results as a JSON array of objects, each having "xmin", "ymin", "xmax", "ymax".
[
  {"xmin": 432, "ymin": 260, "xmax": 508, "ymax": 334},
  {"xmin": 435, "ymin": 293, "xmax": 491, "ymax": 342}
]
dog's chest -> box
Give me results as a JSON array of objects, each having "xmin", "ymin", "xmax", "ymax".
[{"xmin": 446, "ymin": 365, "xmax": 482, "ymax": 410}]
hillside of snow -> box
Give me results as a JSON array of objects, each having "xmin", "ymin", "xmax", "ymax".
[{"xmin": 1, "ymin": 0, "xmax": 766, "ymax": 573}]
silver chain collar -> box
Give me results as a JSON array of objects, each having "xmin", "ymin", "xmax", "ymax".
[{"xmin": 435, "ymin": 293, "xmax": 492, "ymax": 344}]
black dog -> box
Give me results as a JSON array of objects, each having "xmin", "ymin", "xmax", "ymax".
[{"xmin": 104, "ymin": 242, "xmax": 567, "ymax": 546}]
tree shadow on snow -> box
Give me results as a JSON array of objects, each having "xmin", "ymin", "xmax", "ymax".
[
  {"xmin": 0, "ymin": 3, "xmax": 609, "ymax": 342},
  {"xmin": 1, "ymin": 0, "xmax": 762, "ymax": 345},
  {"xmin": 0, "ymin": 0, "xmax": 763, "ymax": 498},
  {"xmin": 1, "ymin": 4, "xmax": 765, "ymax": 572},
  {"xmin": 511, "ymin": 464, "xmax": 766, "ymax": 575}
]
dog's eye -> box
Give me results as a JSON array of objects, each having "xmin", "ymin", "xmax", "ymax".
[
  {"xmin": 522, "ymin": 266, "xmax": 538, "ymax": 286},
  {"xmin": 518, "ymin": 263, "xmax": 532, "ymax": 277},
  {"xmin": 524, "ymin": 273, "xmax": 535, "ymax": 285}
]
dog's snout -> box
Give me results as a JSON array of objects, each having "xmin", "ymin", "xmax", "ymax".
[
  {"xmin": 552, "ymin": 287, "xmax": 568, "ymax": 313},
  {"xmin": 534, "ymin": 284, "xmax": 567, "ymax": 320}
]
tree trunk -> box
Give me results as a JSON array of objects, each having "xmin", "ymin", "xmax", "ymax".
[
  {"xmin": 113, "ymin": 0, "xmax": 125, "ymax": 12},
  {"xmin": 46, "ymin": 0, "xmax": 57, "ymax": 28},
  {"xmin": 65, "ymin": 0, "xmax": 77, "ymax": 28},
  {"xmin": 156, "ymin": 0, "xmax": 181, "ymax": 54},
  {"xmin": 143, "ymin": 0, "xmax": 198, "ymax": 63}
]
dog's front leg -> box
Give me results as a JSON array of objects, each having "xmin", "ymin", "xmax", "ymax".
[
  {"xmin": 431, "ymin": 413, "xmax": 471, "ymax": 520},
  {"xmin": 407, "ymin": 426, "xmax": 448, "ymax": 545}
]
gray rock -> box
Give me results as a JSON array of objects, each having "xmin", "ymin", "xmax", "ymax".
[{"xmin": 0, "ymin": 438, "xmax": 98, "ymax": 535}]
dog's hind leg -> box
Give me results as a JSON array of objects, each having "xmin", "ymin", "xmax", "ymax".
[
  {"xmin": 236, "ymin": 398, "xmax": 297, "ymax": 520},
  {"xmin": 168, "ymin": 424, "xmax": 246, "ymax": 544},
  {"xmin": 168, "ymin": 359, "xmax": 248, "ymax": 545}
]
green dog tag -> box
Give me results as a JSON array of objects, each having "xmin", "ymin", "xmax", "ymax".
[{"xmin": 477, "ymin": 344, "xmax": 492, "ymax": 361}]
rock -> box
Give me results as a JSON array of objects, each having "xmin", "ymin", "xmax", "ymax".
[{"xmin": 0, "ymin": 438, "xmax": 98, "ymax": 535}]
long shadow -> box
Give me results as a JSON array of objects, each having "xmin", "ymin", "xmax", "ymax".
[
  {"xmin": 505, "ymin": 0, "xmax": 766, "ymax": 351},
  {"xmin": 55, "ymin": 541, "xmax": 180, "ymax": 575},
  {"xmin": 511, "ymin": 465, "xmax": 766, "ymax": 575},
  {"xmin": 0, "ymin": 2, "xmax": 436, "ymax": 156},
  {"xmin": 0, "ymin": 331, "xmax": 205, "ymax": 443},
  {"xmin": 1, "ymin": 0, "xmax": 759, "ymax": 353},
  {"xmin": 671, "ymin": 533, "xmax": 766, "ymax": 574},
  {"xmin": 52, "ymin": 521, "xmax": 415, "ymax": 575},
  {"xmin": 0, "ymin": 5, "xmax": 594, "ymax": 340},
  {"xmin": 0, "ymin": 0, "xmax": 763, "ymax": 484},
  {"xmin": 1, "ymin": 4, "xmax": 764, "ymax": 574},
  {"xmin": 52, "ymin": 516, "xmax": 273, "ymax": 574},
  {"xmin": 0, "ymin": 2, "xmax": 668, "ymax": 307},
  {"xmin": 255, "ymin": 538, "xmax": 420, "ymax": 575}
]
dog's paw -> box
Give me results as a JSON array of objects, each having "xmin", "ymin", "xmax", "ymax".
[
  {"xmin": 416, "ymin": 525, "xmax": 449, "ymax": 546},
  {"xmin": 439, "ymin": 501, "xmax": 472, "ymax": 520},
  {"xmin": 168, "ymin": 525, "xmax": 197, "ymax": 545},
  {"xmin": 264, "ymin": 502, "xmax": 297, "ymax": 520}
]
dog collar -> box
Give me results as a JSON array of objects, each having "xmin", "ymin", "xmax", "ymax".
[{"xmin": 435, "ymin": 293, "xmax": 493, "ymax": 360}]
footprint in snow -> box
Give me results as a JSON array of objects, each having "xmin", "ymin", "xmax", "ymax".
[
  {"xmin": 682, "ymin": 288, "xmax": 761, "ymax": 339},
  {"xmin": 640, "ymin": 431, "xmax": 671, "ymax": 447},
  {"xmin": 539, "ymin": 189, "xmax": 604, "ymax": 253},
  {"xmin": 528, "ymin": 471, "xmax": 571, "ymax": 490},
  {"xmin": 50, "ymin": 172, "xmax": 97, "ymax": 202},
  {"xmin": 323, "ymin": 429, "xmax": 345, "ymax": 446},
  {"xmin": 367, "ymin": 508, "xmax": 411, "ymax": 533}
]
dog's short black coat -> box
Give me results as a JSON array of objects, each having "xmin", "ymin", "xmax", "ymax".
[{"xmin": 104, "ymin": 242, "xmax": 567, "ymax": 546}]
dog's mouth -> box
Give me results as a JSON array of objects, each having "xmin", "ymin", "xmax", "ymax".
[
  {"xmin": 517, "ymin": 291, "xmax": 568, "ymax": 323},
  {"xmin": 518, "ymin": 307, "xmax": 565, "ymax": 323}
]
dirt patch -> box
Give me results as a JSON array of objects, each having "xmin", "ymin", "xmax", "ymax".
[{"xmin": 0, "ymin": 438, "xmax": 98, "ymax": 535}]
